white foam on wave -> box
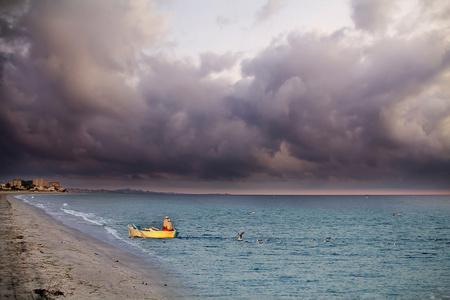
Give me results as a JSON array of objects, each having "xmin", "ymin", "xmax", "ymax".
[
  {"xmin": 104, "ymin": 226, "xmax": 165, "ymax": 260},
  {"xmin": 14, "ymin": 194, "xmax": 28, "ymax": 202},
  {"xmin": 57, "ymin": 207, "xmax": 158, "ymax": 259},
  {"xmin": 104, "ymin": 226, "xmax": 158, "ymax": 258},
  {"xmin": 21, "ymin": 198, "xmax": 31, "ymax": 205},
  {"xmin": 13, "ymin": 195, "xmax": 61, "ymax": 220},
  {"xmin": 14, "ymin": 195, "xmax": 47, "ymax": 209},
  {"xmin": 13, "ymin": 195, "xmax": 160, "ymax": 263},
  {"xmin": 35, "ymin": 203, "xmax": 47, "ymax": 210},
  {"xmin": 105, "ymin": 226, "xmax": 121, "ymax": 239},
  {"xmin": 61, "ymin": 208, "xmax": 107, "ymax": 226}
]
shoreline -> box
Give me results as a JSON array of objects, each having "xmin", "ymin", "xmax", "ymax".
[{"xmin": 0, "ymin": 192, "xmax": 179, "ymax": 299}]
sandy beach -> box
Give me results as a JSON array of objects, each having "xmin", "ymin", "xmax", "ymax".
[{"xmin": 0, "ymin": 192, "xmax": 178, "ymax": 299}]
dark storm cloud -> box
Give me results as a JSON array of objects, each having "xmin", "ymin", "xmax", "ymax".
[
  {"xmin": 232, "ymin": 30, "xmax": 450, "ymax": 186},
  {"xmin": 0, "ymin": 0, "xmax": 260, "ymax": 181},
  {"xmin": 0, "ymin": 0, "xmax": 167, "ymax": 175},
  {"xmin": 231, "ymin": 0, "xmax": 450, "ymax": 188},
  {"xmin": 1, "ymin": 0, "xmax": 449, "ymax": 191}
]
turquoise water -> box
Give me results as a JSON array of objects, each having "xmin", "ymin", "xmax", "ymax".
[{"xmin": 17, "ymin": 193, "xmax": 450, "ymax": 299}]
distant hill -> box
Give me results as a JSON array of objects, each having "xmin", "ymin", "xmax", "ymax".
[{"xmin": 65, "ymin": 188, "xmax": 175, "ymax": 194}]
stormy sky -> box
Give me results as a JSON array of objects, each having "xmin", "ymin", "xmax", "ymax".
[{"xmin": 1, "ymin": 0, "xmax": 449, "ymax": 194}]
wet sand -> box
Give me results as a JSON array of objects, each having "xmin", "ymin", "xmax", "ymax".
[{"xmin": 0, "ymin": 192, "xmax": 178, "ymax": 299}]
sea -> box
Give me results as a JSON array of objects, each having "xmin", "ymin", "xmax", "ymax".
[{"xmin": 15, "ymin": 193, "xmax": 450, "ymax": 299}]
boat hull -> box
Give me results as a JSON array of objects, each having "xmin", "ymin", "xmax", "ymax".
[{"xmin": 128, "ymin": 224, "xmax": 178, "ymax": 238}]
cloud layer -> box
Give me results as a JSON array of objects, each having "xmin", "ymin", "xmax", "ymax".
[{"xmin": 1, "ymin": 0, "xmax": 449, "ymax": 192}]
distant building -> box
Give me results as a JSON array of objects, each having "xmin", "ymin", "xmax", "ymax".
[
  {"xmin": 13, "ymin": 178, "xmax": 22, "ymax": 187},
  {"xmin": 22, "ymin": 180, "xmax": 33, "ymax": 188},
  {"xmin": 49, "ymin": 181, "xmax": 60, "ymax": 188},
  {"xmin": 33, "ymin": 178, "xmax": 48, "ymax": 188},
  {"xmin": 3, "ymin": 177, "xmax": 64, "ymax": 192}
]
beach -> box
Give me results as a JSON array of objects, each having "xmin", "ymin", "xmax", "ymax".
[{"xmin": 0, "ymin": 192, "xmax": 177, "ymax": 299}]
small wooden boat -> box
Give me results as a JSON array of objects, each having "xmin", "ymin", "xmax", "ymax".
[{"xmin": 128, "ymin": 224, "xmax": 179, "ymax": 239}]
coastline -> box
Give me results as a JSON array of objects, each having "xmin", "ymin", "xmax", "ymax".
[{"xmin": 0, "ymin": 192, "xmax": 179, "ymax": 299}]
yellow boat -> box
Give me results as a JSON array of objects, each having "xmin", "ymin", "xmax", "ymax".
[{"xmin": 128, "ymin": 224, "xmax": 179, "ymax": 239}]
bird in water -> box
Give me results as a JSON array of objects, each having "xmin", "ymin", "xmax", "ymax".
[{"xmin": 237, "ymin": 232, "xmax": 245, "ymax": 241}]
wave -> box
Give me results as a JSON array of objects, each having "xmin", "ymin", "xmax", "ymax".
[
  {"xmin": 13, "ymin": 194, "xmax": 164, "ymax": 265},
  {"xmin": 14, "ymin": 195, "xmax": 52, "ymax": 213},
  {"xmin": 61, "ymin": 208, "xmax": 108, "ymax": 226},
  {"xmin": 104, "ymin": 226, "xmax": 164, "ymax": 261},
  {"xmin": 104, "ymin": 226, "xmax": 122, "ymax": 239}
]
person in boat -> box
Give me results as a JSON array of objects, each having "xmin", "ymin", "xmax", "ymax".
[
  {"xmin": 163, "ymin": 216, "xmax": 170, "ymax": 230},
  {"xmin": 166, "ymin": 219, "xmax": 173, "ymax": 231}
]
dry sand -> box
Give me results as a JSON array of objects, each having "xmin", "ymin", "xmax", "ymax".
[{"xmin": 0, "ymin": 192, "xmax": 179, "ymax": 299}]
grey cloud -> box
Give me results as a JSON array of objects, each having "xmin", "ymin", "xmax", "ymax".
[
  {"xmin": 0, "ymin": 0, "xmax": 167, "ymax": 174},
  {"xmin": 230, "ymin": 29, "xmax": 450, "ymax": 187},
  {"xmin": 255, "ymin": 0, "xmax": 286, "ymax": 23},
  {"xmin": 134, "ymin": 55, "xmax": 264, "ymax": 179},
  {"xmin": 1, "ymin": 0, "xmax": 449, "ymax": 191},
  {"xmin": 198, "ymin": 51, "xmax": 239, "ymax": 77},
  {"xmin": 350, "ymin": 0, "xmax": 396, "ymax": 33}
]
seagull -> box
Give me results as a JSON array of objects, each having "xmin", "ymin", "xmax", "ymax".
[
  {"xmin": 237, "ymin": 232, "xmax": 245, "ymax": 241},
  {"xmin": 247, "ymin": 211, "xmax": 256, "ymax": 214},
  {"xmin": 393, "ymin": 212, "xmax": 402, "ymax": 216}
]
